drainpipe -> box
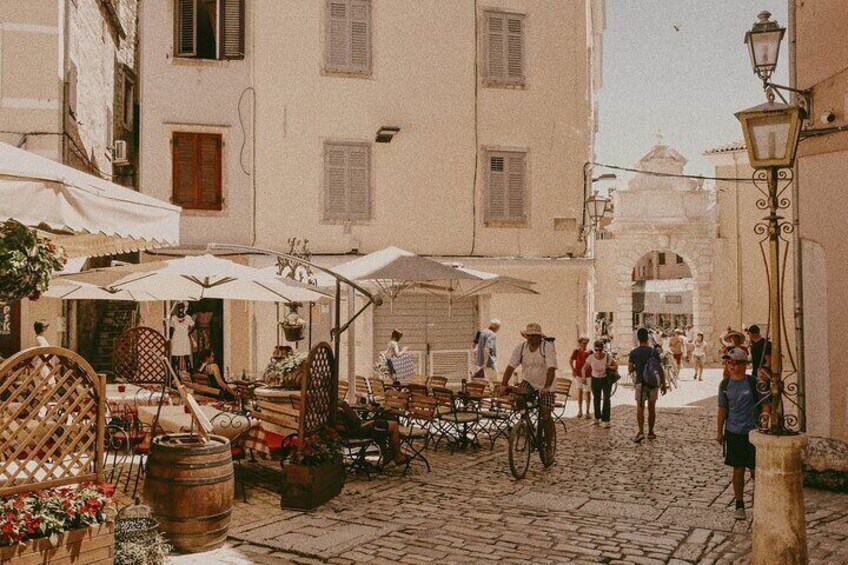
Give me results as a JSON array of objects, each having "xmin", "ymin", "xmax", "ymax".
[
  {"xmin": 788, "ymin": 1, "xmax": 806, "ymax": 432},
  {"xmin": 732, "ymin": 151, "xmax": 743, "ymax": 329}
]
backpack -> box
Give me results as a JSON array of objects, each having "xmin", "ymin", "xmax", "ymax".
[
  {"xmin": 719, "ymin": 374, "xmax": 761, "ymax": 415},
  {"xmin": 518, "ymin": 341, "xmax": 548, "ymax": 365},
  {"xmin": 642, "ymin": 351, "xmax": 664, "ymax": 389}
]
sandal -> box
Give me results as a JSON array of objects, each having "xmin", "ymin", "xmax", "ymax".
[
  {"xmin": 632, "ymin": 433, "xmax": 645, "ymax": 443},
  {"xmin": 647, "ymin": 433, "xmax": 657, "ymax": 440}
]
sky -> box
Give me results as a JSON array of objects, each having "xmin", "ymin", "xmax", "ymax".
[{"xmin": 595, "ymin": 0, "xmax": 789, "ymax": 180}]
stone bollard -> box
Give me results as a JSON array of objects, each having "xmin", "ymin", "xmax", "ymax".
[{"xmin": 749, "ymin": 432, "xmax": 809, "ymax": 565}]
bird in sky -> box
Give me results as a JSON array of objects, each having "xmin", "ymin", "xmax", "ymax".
[{"xmin": 673, "ymin": 25, "xmax": 680, "ymax": 32}]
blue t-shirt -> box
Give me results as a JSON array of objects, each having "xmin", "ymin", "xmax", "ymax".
[
  {"xmin": 718, "ymin": 377, "xmax": 762, "ymax": 434},
  {"xmin": 476, "ymin": 329, "xmax": 497, "ymax": 368},
  {"xmin": 628, "ymin": 345, "xmax": 655, "ymax": 385}
]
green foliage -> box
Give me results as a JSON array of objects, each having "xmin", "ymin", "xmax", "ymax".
[{"xmin": 0, "ymin": 220, "xmax": 66, "ymax": 301}]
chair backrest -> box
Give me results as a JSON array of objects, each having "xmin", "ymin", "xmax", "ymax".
[
  {"xmin": 430, "ymin": 386, "xmax": 455, "ymax": 409},
  {"xmin": 355, "ymin": 375, "xmax": 371, "ymax": 400},
  {"xmin": 428, "ymin": 375, "xmax": 448, "ymax": 389},
  {"xmin": 408, "ymin": 393, "xmax": 437, "ymax": 422},
  {"xmin": 338, "ymin": 380, "xmax": 350, "ymax": 401},
  {"xmin": 412, "ymin": 374, "xmax": 429, "ymax": 386},
  {"xmin": 556, "ymin": 377, "xmax": 572, "ymax": 397},
  {"xmin": 406, "ymin": 383, "xmax": 429, "ymax": 396},
  {"xmin": 465, "ymin": 380, "xmax": 487, "ymax": 400},
  {"xmin": 370, "ymin": 376, "xmax": 386, "ymax": 401},
  {"xmin": 382, "ymin": 388, "xmax": 409, "ymax": 417}
]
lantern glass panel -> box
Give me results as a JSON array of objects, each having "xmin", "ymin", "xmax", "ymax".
[
  {"xmin": 746, "ymin": 29, "xmax": 783, "ymax": 78},
  {"xmin": 748, "ymin": 113, "xmax": 791, "ymax": 162}
]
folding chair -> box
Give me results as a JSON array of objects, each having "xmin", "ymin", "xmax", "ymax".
[
  {"xmin": 428, "ymin": 375, "xmax": 448, "ymax": 391},
  {"xmin": 338, "ymin": 379, "xmax": 350, "ymax": 402},
  {"xmin": 466, "ymin": 380, "xmax": 511, "ymax": 449},
  {"xmin": 369, "ymin": 375, "xmax": 387, "ymax": 404},
  {"xmin": 431, "ymin": 387, "xmax": 481, "ymax": 452},
  {"xmin": 401, "ymin": 393, "xmax": 437, "ymax": 474},
  {"xmin": 553, "ymin": 377, "xmax": 573, "ymax": 433},
  {"xmin": 355, "ymin": 375, "xmax": 371, "ymax": 403}
]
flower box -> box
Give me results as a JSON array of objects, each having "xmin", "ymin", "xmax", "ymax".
[
  {"xmin": 280, "ymin": 461, "xmax": 345, "ymax": 511},
  {"xmin": 0, "ymin": 522, "xmax": 115, "ymax": 565}
]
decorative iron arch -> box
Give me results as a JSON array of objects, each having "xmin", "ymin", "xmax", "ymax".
[
  {"xmin": 112, "ymin": 326, "xmax": 168, "ymax": 384},
  {"xmin": 0, "ymin": 346, "xmax": 105, "ymax": 496}
]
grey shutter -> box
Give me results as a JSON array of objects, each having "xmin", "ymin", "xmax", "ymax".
[
  {"xmin": 347, "ymin": 145, "xmax": 370, "ymax": 219},
  {"xmin": 507, "ymin": 153, "xmax": 527, "ymax": 221},
  {"xmin": 324, "ymin": 145, "xmax": 349, "ymax": 219},
  {"xmin": 506, "ymin": 16, "xmax": 524, "ymax": 83},
  {"xmin": 326, "ymin": 1, "xmax": 349, "ymax": 71},
  {"xmin": 349, "ymin": 0, "xmax": 370, "ymax": 73},
  {"xmin": 221, "ymin": 0, "xmax": 245, "ymax": 60},
  {"xmin": 487, "ymin": 153, "xmax": 506, "ymax": 221},
  {"xmin": 175, "ymin": 0, "xmax": 197, "ymax": 57},
  {"xmin": 486, "ymin": 13, "xmax": 505, "ymax": 81}
]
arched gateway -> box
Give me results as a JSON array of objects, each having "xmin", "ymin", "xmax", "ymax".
[{"xmin": 594, "ymin": 142, "xmax": 718, "ymax": 360}]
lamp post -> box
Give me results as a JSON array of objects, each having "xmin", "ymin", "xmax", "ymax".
[{"xmin": 736, "ymin": 11, "xmax": 808, "ymax": 565}]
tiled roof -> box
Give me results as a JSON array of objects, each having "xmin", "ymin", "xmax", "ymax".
[{"xmin": 704, "ymin": 140, "xmax": 746, "ymax": 155}]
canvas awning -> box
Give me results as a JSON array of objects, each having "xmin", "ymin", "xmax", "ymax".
[{"xmin": 0, "ymin": 142, "xmax": 180, "ymax": 257}]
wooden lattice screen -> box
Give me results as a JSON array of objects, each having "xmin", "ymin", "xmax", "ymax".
[
  {"xmin": 0, "ymin": 347, "xmax": 105, "ymax": 496},
  {"xmin": 112, "ymin": 326, "xmax": 168, "ymax": 384},
  {"xmin": 298, "ymin": 342, "xmax": 337, "ymax": 444}
]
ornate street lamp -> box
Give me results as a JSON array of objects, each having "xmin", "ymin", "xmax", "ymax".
[
  {"xmin": 585, "ymin": 192, "xmax": 610, "ymax": 232},
  {"xmin": 744, "ymin": 11, "xmax": 785, "ymax": 82}
]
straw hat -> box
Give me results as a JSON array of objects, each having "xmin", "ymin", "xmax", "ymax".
[{"xmin": 520, "ymin": 323, "xmax": 545, "ymax": 338}]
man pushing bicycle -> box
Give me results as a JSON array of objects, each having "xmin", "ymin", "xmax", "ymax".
[{"xmin": 499, "ymin": 323, "xmax": 558, "ymax": 458}]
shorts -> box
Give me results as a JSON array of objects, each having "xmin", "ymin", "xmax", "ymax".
[
  {"xmin": 693, "ymin": 353, "xmax": 706, "ymax": 363},
  {"xmin": 518, "ymin": 380, "xmax": 555, "ymax": 409},
  {"xmin": 635, "ymin": 383, "xmax": 658, "ymax": 404},
  {"xmin": 724, "ymin": 430, "xmax": 756, "ymax": 469},
  {"xmin": 571, "ymin": 376, "xmax": 590, "ymax": 392},
  {"xmin": 673, "ymin": 352, "xmax": 683, "ymax": 364}
]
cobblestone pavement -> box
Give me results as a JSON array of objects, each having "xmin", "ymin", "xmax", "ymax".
[{"xmin": 170, "ymin": 369, "xmax": 848, "ymax": 564}]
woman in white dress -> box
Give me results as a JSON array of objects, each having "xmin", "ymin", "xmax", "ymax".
[
  {"xmin": 383, "ymin": 329, "xmax": 405, "ymax": 381},
  {"xmin": 169, "ymin": 302, "xmax": 195, "ymax": 373}
]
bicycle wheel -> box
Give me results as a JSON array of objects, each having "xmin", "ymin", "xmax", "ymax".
[
  {"xmin": 508, "ymin": 418, "xmax": 532, "ymax": 479},
  {"xmin": 539, "ymin": 417, "xmax": 557, "ymax": 468}
]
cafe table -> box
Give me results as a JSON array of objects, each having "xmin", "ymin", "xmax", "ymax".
[
  {"xmin": 136, "ymin": 405, "xmax": 256, "ymax": 440},
  {"xmin": 105, "ymin": 383, "xmax": 170, "ymax": 415}
]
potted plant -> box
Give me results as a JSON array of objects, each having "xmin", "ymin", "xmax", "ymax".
[
  {"xmin": 0, "ymin": 220, "xmax": 66, "ymax": 301},
  {"xmin": 279, "ymin": 427, "xmax": 345, "ymax": 511},
  {"xmin": 0, "ymin": 482, "xmax": 117, "ymax": 564},
  {"xmin": 280, "ymin": 303, "xmax": 306, "ymax": 342}
]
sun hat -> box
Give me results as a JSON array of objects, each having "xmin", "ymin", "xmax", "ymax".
[
  {"xmin": 578, "ymin": 336, "xmax": 590, "ymax": 343},
  {"xmin": 520, "ymin": 323, "xmax": 545, "ymax": 338},
  {"xmin": 722, "ymin": 348, "xmax": 749, "ymax": 362}
]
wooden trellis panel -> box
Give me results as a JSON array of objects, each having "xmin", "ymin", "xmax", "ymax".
[
  {"xmin": 0, "ymin": 346, "xmax": 105, "ymax": 496},
  {"xmin": 298, "ymin": 342, "xmax": 337, "ymax": 444},
  {"xmin": 112, "ymin": 326, "xmax": 167, "ymax": 384}
]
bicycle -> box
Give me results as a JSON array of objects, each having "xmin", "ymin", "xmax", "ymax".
[{"xmin": 504, "ymin": 387, "xmax": 556, "ymax": 479}]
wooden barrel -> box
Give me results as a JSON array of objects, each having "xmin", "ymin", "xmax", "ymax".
[{"xmin": 143, "ymin": 434, "xmax": 234, "ymax": 553}]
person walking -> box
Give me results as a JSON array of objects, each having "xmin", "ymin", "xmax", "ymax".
[
  {"xmin": 476, "ymin": 319, "xmax": 501, "ymax": 389},
  {"xmin": 583, "ymin": 339, "xmax": 617, "ymax": 428},
  {"xmin": 628, "ymin": 327, "xmax": 667, "ymax": 443},
  {"xmin": 668, "ymin": 329, "xmax": 685, "ymax": 373},
  {"xmin": 691, "ymin": 332, "xmax": 706, "ymax": 381},
  {"xmin": 34, "ymin": 320, "xmax": 50, "ymax": 347},
  {"xmin": 716, "ymin": 348, "xmax": 770, "ymax": 520},
  {"xmin": 569, "ymin": 337, "xmax": 591, "ymax": 419},
  {"xmin": 721, "ymin": 330, "xmax": 748, "ymax": 379},
  {"xmin": 382, "ymin": 329, "xmax": 406, "ymax": 379},
  {"xmin": 746, "ymin": 324, "xmax": 772, "ymax": 381}
]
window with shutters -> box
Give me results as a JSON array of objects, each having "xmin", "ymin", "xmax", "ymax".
[
  {"xmin": 172, "ymin": 132, "xmax": 223, "ymax": 210},
  {"xmin": 174, "ymin": 0, "xmax": 245, "ymax": 60},
  {"xmin": 324, "ymin": 0, "xmax": 371, "ymax": 75},
  {"xmin": 484, "ymin": 149, "xmax": 528, "ymax": 225},
  {"xmin": 483, "ymin": 11, "xmax": 525, "ymax": 86},
  {"xmin": 323, "ymin": 142, "xmax": 371, "ymax": 221}
]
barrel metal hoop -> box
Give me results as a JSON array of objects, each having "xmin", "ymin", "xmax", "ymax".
[
  {"xmin": 156, "ymin": 509, "xmax": 233, "ymax": 524},
  {"xmin": 146, "ymin": 472, "xmax": 235, "ymax": 486}
]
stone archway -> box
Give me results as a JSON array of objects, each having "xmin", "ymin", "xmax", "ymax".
[{"xmin": 611, "ymin": 234, "xmax": 715, "ymax": 359}]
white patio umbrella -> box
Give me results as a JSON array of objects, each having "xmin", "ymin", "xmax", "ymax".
[
  {"xmin": 0, "ymin": 142, "xmax": 180, "ymax": 257},
  {"xmin": 42, "ymin": 280, "xmax": 163, "ymax": 302},
  {"xmin": 54, "ymin": 254, "xmax": 328, "ymax": 303},
  {"xmin": 436, "ymin": 265, "xmax": 538, "ymax": 299}
]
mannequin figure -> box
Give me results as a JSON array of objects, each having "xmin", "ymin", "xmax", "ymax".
[{"xmin": 169, "ymin": 302, "xmax": 195, "ymax": 373}]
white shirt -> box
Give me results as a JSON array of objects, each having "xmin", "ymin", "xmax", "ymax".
[
  {"xmin": 508, "ymin": 341, "xmax": 558, "ymax": 390},
  {"xmin": 383, "ymin": 340, "xmax": 401, "ymax": 359},
  {"xmin": 35, "ymin": 336, "xmax": 49, "ymax": 347},
  {"xmin": 585, "ymin": 352, "xmax": 610, "ymax": 378},
  {"xmin": 170, "ymin": 314, "xmax": 195, "ymax": 356}
]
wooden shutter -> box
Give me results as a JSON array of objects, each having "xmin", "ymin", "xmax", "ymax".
[
  {"xmin": 326, "ymin": 1, "xmax": 349, "ymax": 71},
  {"xmin": 347, "ymin": 145, "xmax": 370, "ymax": 219},
  {"xmin": 487, "ymin": 154, "xmax": 506, "ymax": 220},
  {"xmin": 324, "ymin": 145, "xmax": 348, "ymax": 219},
  {"xmin": 349, "ymin": 0, "xmax": 370, "ymax": 73},
  {"xmin": 506, "ymin": 16, "xmax": 524, "ymax": 82},
  {"xmin": 220, "ymin": 0, "xmax": 245, "ymax": 60},
  {"xmin": 486, "ymin": 13, "xmax": 505, "ymax": 81},
  {"xmin": 507, "ymin": 153, "xmax": 526, "ymax": 220},
  {"xmin": 198, "ymin": 135, "xmax": 222, "ymax": 208},
  {"xmin": 172, "ymin": 133, "xmax": 196, "ymax": 206},
  {"xmin": 175, "ymin": 0, "xmax": 197, "ymax": 57}
]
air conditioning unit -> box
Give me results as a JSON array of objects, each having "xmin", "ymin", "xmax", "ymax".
[{"xmin": 112, "ymin": 140, "xmax": 129, "ymax": 165}]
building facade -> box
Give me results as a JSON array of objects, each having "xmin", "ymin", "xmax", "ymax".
[
  {"xmin": 138, "ymin": 0, "xmax": 606, "ymax": 378},
  {"xmin": 0, "ymin": 0, "xmax": 139, "ymax": 357},
  {"xmin": 793, "ymin": 0, "xmax": 848, "ymax": 442}
]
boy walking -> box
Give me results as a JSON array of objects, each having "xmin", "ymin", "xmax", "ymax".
[
  {"xmin": 716, "ymin": 348, "xmax": 770, "ymax": 520},
  {"xmin": 628, "ymin": 327, "xmax": 667, "ymax": 442}
]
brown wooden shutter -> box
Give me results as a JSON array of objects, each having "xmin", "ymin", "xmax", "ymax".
[
  {"xmin": 507, "ymin": 153, "xmax": 526, "ymax": 221},
  {"xmin": 172, "ymin": 133, "xmax": 196, "ymax": 206},
  {"xmin": 347, "ymin": 145, "xmax": 370, "ymax": 219},
  {"xmin": 220, "ymin": 0, "xmax": 245, "ymax": 60},
  {"xmin": 175, "ymin": 0, "xmax": 197, "ymax": 57},
  {"xmin": 198, "ymin": 134, "xmax": 222, "ymax": 209},
  {"xmin": 506, "ymin": 16, "xmax": 524, "ymax": 83},
  {"xmin": 487, "ymin": 153, "xmax": 506, "ymax": 220},
  {"xmin": 326, "ymin": 1, "xmax": 349, "ymax": 71},
  {"xmin": 349, "ymin": 0, "xmax": 370, "ymax": 73},
  {"xmin": 324, "ymin": 145, "xmax": 348, "ymax": 219},
  {"xmin": 486, "ymin": 14, "xmax": 505, "ymax": 81}
]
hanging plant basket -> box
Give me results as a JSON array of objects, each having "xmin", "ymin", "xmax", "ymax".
[
  {"xmin": 0, "ymin": 220, "xmax": 66, "ymax": 301},
  {"xmin": 282, "ymin": 324, "xmax": 305, "ymax": 342}
]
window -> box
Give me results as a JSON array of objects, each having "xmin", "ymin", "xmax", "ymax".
[
  {"xmin": 325, "ymin": 0, "xmax": 371, "ymax": 75},
  {"xmin": 120, "ymin": 69, "xmax": 134, "ymax": 130},
  {"xmin": 658, "ymin": 252, "xmax": 666, "ymax": 265},
  {"xmin": 172, "ymin": 132, "xmax": 223, "ymax": 210},
  {"xmin": 485, "ymin": 150, "xmax": 527, "ymax": 224},
  {"xmin": 484, "ymin": 11, "xmax": 525, "ymax": 85},
  {"xmin": 676, "ymin": 254, "xmax": 684, "ymax": 264},
  {"xmin": 174, "ymin": 0, "xmax": 244, "ymax": 60},
  {"xmin": 324, "ymin": 142, "xmax": 370, "ymax": 221}
]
